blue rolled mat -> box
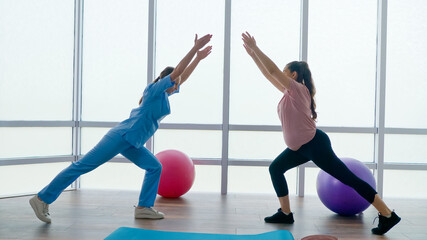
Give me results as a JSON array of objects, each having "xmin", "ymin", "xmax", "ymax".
[{"xmin": 105, "ymin": 227, "xmax": 294, "ymax": 240}]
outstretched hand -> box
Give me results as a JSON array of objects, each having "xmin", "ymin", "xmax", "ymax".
[
  {"xmin": 242, "ymin": 32, "xmax": 257, "ymax": 53},
  {"xmin": 196, "ymin": 46, "xmax": 212, "ymax": 60},
  {"xmin": 194, "ymin": 34, "xmax": 213, "ymax": 50}
]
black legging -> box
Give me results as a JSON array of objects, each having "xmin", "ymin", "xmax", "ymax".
[{"xmin": 269, "ymin": 129, "xmax": 377, "ymax": 203}]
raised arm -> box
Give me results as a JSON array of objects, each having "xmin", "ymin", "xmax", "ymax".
[
  {"xmin": 242, "ymin": 32, "xmax": 291, "ymax": 91},
  {"xmin": 179, "ymin": 46, "xmax": 212, "ymax": 86},
  {"xmin": 170, "ymin": 34, "xmax": 212, "ymax": 82},
  {"xmin": 243, "ymin": 44, "xmax": 285, "ymax": 92}
]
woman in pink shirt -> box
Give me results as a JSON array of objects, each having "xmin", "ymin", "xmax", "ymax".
[{"xmin": 242, "ymin": 32, "xmax": 400, "ymax": 235}]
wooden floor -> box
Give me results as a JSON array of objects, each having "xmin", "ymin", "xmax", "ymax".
[{"xmin": 0, "ymin": 190, "xmax": 425, "ymax": 240}]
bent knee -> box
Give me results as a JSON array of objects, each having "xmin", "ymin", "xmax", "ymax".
[
  {"xmin": 148, "ymin": 161, "xmax": 162, "ymax": 173},
  {"xmin": 156, "ymin": 162, "xmax": 162, "ymax": 171},
  {"xmin": 269, "ymin": 163, "xmax": 287, "ymax": 176}
]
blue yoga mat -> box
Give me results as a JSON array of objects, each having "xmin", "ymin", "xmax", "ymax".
[{"xmin": 105, "ymin": 227, "xmax": 294, "ymax": 240}]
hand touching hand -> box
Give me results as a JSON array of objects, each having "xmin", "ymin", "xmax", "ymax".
[
  {"xmin": 196, "ymin": 46, "xmax": 212, "ymax": 60},
  {"xmin": 194, "ymin": 34, "xmax": 213, "ymax": 50}
]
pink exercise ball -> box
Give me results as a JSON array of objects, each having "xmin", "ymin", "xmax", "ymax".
[{"xmin": 155, "ymin": 149, "xmax": 195, "ymax": 198}]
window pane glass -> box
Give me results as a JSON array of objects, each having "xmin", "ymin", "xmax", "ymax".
[
  {"xmin": 156, "ymin": 0, "xmax": 224, "ymax": 124},
  {"xmin": 229, "ymin": 131, "xmax": 285, "ymax": 160},
  {"xmin": 0, "ymin": 163, "xmax": 72, "ymax": 197},
  {"xmin": 80, "ymin": 163, "xmax": 221, "ymax": 193},
  {"xmin": 0, "ymin": 1, "xmax": 74, "ymax": 120},
  {"xmin": 82, "ymin": 0, "xmax": 149, "ymax": 121},
  {"xmin": 308, "ymin": 0, "xmax": 377, "ymax": 127},
  {"xmin": 327, "ymin": 133, "xmax": 374, "ymax": 163},
  {"xmin": 385, "ymin": 0, "xmax": 427, "ymax": 128},
  {"xmin": 384, "ymin": 134, "xmax": 427, "ymax": 164},
  {"xmin": 154, "ymin": 130, "xmax": 222, "ymax": 159},
  {"xmin": 230, "ymin": 0, "xmax": 300, "ymax": 125},
  {"xmin": 229, "ymin": 166, "xmax": 296, "ymax": 194},
  {"xmin": 384, "ymin": 170, "xmax": 427, "ymax": 199},
  {"xmin": 191, "ymin": 165, "xmax": 221, "ymax": 193},
  {"xmin": 0, "ymin": 128, "xmax": 72, "ymax": 158},
  {"xmin": 305, "ymin": 168, "xmax": 321, "ymax": 196},
  {"xmin": 81, "ymin": 127, "xmax": 111, "ymax": 154},
  {"xmin": 80, "ymin": 162, "xmax": 145, "ymax": 190}
]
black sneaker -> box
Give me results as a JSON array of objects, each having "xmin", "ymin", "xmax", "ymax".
[
  {"xmin": 264, "ymin": 208, "xmax": 294, "ymax": 224},
  {"xmin": 371, "ymin": 211, "xmax": 401, "ymax": 235}
]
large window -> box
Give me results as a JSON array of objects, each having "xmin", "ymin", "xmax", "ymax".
[
  {"xmin": 228, "ymin": 166, "xmax": 287, "ymax": 194},
  {"xmin": 154, "ymin": 130, "xmax": 222, "ymax": 159},
  {"xmin": 1, "ymin": 0, "xmax": 427, "ymax": 199},
  {"xmin": 229, "ymin": 131, "xmax": 284, "ymax": 160},
  {"xmin": 326, "ymin": 133, "xmax": 374, "ymax": 163},
  {"xmin": 385, "ymin": 0, "xmax": 427, "ymax": 128},
  {"xmin": 383, "ymin": 0, "xmax": 427, "ymax": 171},
  {"xmin": 156, "ymin": 0, "xmax": 224, "ymax": 124},
  {"xmin": 308, "ymin": 0, "xmax": 377, "ymax": 127},
  {"xmin": 230, "ymin": 0, "xmax": 300, "ymax": 125},
  {"xmin": 0, "ymin": 163, "xmax": 72, "ymax": 197},
  {"xmin": 384, "ymin": 134, "xmax": 427, "ymax": 164},
  {"xmin": 384, "ymin": 170, "xmax": 427, "ymax": 199},
  {"xmin": 81, "ymin": 0, "xmax": 149, "ymax": 122},
  {"xmin": 0, "ymin": 0, "xmax": 74, "ymax": 121},
  {"xmin": 0, "ymin": 128, "xmax": 71, "ymax": 158}
]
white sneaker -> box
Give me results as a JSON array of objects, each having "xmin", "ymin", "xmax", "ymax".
[
  {"xmin": 134, "ymin": 207, "xmax": 165, "ymax": 219},
  {"xmin": 29, "ymin": 195, "xmax": 51, "ymax": 223}
]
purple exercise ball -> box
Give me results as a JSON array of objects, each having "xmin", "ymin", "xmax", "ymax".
[{"xmin": 316, "ymin": 157, "xmax": 376, "ymax": 216}]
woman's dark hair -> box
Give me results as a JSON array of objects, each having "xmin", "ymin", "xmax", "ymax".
[
  {"xmin": 285, "ymin": 61, "xmax": 317, "ymax": 121},
  {"xmin": 153, "ymin": 66, "xmax": 175, "ymax": 83},
  {"xmin": 139, "ymin": 66, "xmax": 175, "ymax": 105}
]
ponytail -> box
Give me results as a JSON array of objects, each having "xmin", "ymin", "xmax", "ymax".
[
  {"xmin": 286, "ymin": 61, "xmax": 317, "ymax": 121},
  {"xmin": 153, "ymin": 66, "xmax": 175, "ymax": 83}
]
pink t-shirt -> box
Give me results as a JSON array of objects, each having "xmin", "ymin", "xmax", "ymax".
[{"xmin": 277, "ymin": 79, "xmax": 316, "ymax": 150}]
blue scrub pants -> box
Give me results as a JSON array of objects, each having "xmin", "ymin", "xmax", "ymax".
[{"xmin": 38, "ymin": 131, "xmax": 162, "ymax": 207}]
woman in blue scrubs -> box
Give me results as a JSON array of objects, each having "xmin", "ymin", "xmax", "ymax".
[{"xmin": 29, "ymin": 34, "xmax": 213, "ymax": 223}]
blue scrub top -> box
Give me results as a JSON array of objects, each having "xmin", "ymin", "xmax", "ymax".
[{"xmin": 110, "ymin": 75, "xmax": 179, "ymax": 149}]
